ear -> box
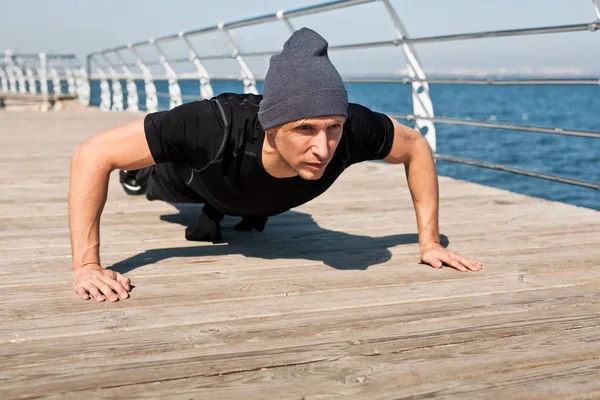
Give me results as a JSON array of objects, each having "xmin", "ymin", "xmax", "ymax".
[{"xmin": 267, "ymin": 128, "xmax": 278, "ymax": 137}]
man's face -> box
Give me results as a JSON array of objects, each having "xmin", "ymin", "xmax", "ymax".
[{"xmin": 271, "ymin": 116, "xmax": 346, "ymax": 180}]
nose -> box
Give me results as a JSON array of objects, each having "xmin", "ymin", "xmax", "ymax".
[{"xmin": 311, "ymin": 130, "xmax": 329, "ymax": 161}]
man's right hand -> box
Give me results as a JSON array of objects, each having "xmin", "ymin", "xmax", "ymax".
[{"xmin": 73, "ymin": 264, "xmax": 131, "ymax": 302}]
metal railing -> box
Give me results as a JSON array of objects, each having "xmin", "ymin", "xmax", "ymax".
[
  {"xmin": 87, "ymin": 0, "xmax": 435, "ymax": 146},
  {"xmin": 0, "ymin": 50, "xmax": 90, "ymax": 109},
  {"xmin": 85, "ymin": 0, "xmax": 600, "ymax": 192}
]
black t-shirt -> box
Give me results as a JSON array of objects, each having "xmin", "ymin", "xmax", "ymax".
[{"xmin": 144, "ymin": 93, "xmax": 394, "ymax": 217}]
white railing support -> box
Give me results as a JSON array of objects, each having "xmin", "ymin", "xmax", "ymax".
[
  {"xmin": 39, "ymin": 53, "xmax": 49, "ymax": 110},
  {"xmin": 0, "ymin": 67, "xmax": 8, "ymax": 93},
  {"xmin": 95, "ymin": 66, "xmax": 112, "ymax": 111},
  {"xmin": 65, "ymin": 67, "xmax": 76, "ymax": 95},
  {"xmin": 593, "ymin": 0, "xmax": 600, "ymax": 19},
  {"xmin": 75, "ymin": 66, "xmax": 91, "ymax": 106},
  {"xmin": 114, "ymin": 49, "xmax": 139, "ymax": 112},
  {"xmin": 100, "ymin": 53, "xmax": 124, "ymax": 111},
  {"xmin": 49, "ymin": 67, "xmax": 62, "ymax": 95},
  {"xmin": 180, "ymin": 32, "xmax": 214, "ymax": 100},
  {"xmin": 382, "ymin": 0, "xmax": 436, "ymax": 152},
  {"xmin": 25, "ymin": 67, "xmax": 36, "ymax": 94},
  {"xmin": 218, "ymin": 23, "xmax": 258, "ymax": 95},
  {"xmin": 152, "ymin": 39, "xmax": 182, "ymax": 109},
  {"xmin": 276, "ymin": 10, "xmax": 297, "ymax": 33},
  {"xmin": 14, "ymin": 58, "xmax": 27, "ymax": 94},
  {"xmin": 129, "ymin": 44, "xmax": 158, "ymax": 113},
  {"xmin": 5, "ymin": 49, "xmax": 18, "ymax": 93}
]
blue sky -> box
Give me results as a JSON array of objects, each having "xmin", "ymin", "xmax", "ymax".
[{"xmin": 2, "ymin": 0, "xmax": 599, "ymax": 76}]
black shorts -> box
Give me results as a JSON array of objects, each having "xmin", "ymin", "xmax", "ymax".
[{"xmin": 138, "ymin": 163, "xmax": 205, "ymax": 204}]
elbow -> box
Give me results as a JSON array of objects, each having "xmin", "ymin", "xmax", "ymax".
[{"xmin": 71, "ymin": 139, "xmax": 114, "ymax": 174}]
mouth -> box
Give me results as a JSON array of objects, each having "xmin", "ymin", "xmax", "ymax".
[{"xmin": 305, "ymin": 161, "xmax": 327, "ymax": 171}]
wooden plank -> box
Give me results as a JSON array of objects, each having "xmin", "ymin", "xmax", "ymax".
[
  {"xmin": 3, "ymin": 283, "xmax": 599, "ymax": 362},
  {"xmin": 3, "ymin": 304, "xmax": 599, "ymax": 399},
  {"xmin": 2, "ymin": 236, "xmax": 600, "ymax": 290},
  {"xmin": 2, "ymin": 266, "xmax": 599, "ymax": 342}
]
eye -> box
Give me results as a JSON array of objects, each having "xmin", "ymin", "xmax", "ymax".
[
  {"xmin": 297, "ymin": 125, "xmax": 313, "ymax": 132},
  {"xmin": 328, "ymin": 123, "xmax": 342, "ymax": 130}
]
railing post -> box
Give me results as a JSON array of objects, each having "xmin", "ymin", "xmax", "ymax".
[
  {"xmin": 593, "ymin": 0, "xmax": 600, "ymax": 19},
  {"xmin": 76, "ymin": 65, "xmax": 91, "ymax": 106},
  {"xmin": 129, "ymin": 44, "xmax": 158, "ymax": 113},
  {"xmin": 26, "ymin": 66, "xmax": 37, "ymax": 94},
  {"xmin": 39, "ymin": 53, "xmax": 49, "ymax": 111},
  {"xmin": 65, "ymin": 67, "xmax": 77, "ymax": 96},
  {"xmin": 49, "ymin": 66, "xmax": 62, "ymax": 95},
  {"xmin": 14, "ymin": 57, "xmax": 27, "ymax": 94},
  {"xmin": 152, "ymin": 39, "xmax": 182, "ymax": 109},
  {"xmin": 95, "ymin": 65, "xmax": 112, "ymax": 111},
  {"xmin": 114, "ymin": 49, "xmax": 139, "ymax": 112},
  {"xmin": 218, "ymin": 23, "xmax": 258, "ymax": 95},
  {"xmin": 100, "ymin": 53, "xmax": 124, "ymax": 111},
  {"xmin": 382, "ymin": 0, "xmax": 436, "ymax": 152},
  {"xmin": 5, "ymin": 49, "xmax": 17, "ymax": 93},
  {"xmin": 0, "ymin": 66, "xmax": 8, "ymax": 93},
  {"xmin": 276, "ymin": 10, "xmax": 297, "ymax": 33},
  {"xmin": 180, "ymin": 32, "xmax": 214, "ymax": 100}
]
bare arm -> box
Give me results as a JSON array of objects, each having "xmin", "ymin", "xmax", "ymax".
[
  {"xmin": 383, "ymin": 117, "xmax": 482, "ymax": 272},
  {"xmin": 69, "ymin": 116, "xmax": 156, "ymax": 301}
]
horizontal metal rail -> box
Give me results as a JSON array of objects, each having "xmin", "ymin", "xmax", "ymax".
[
  {"xmin": 402, "ymin": 22, "xmax": 599, "ymax": 45},
  {"xmin": 277, "ymin": 22, "xmax": 599, "ymax": 53},
  {"xmin": 88, "ymin": 73, "xmax": 246, "ymax": 81},
  {"xmin": 87, "ymin": 74, "xmax": 600, "ymax": 86},
  {"xmin": 390, "ymin": 114, "xmax": 600, "ymax": 139},
  {"xmin": 7, "ymin": 53, "xmax": 78, "ymax": 59},
  {"xmin": 343, "ymin": 77, "xmax": 600, "ymax": 85},
  {"xmin": 89, "ymin": 20, "xmax": 599, "ymax": 74},
  {"xmin": 92, "ymin": 14, "xmax": 598, "ymax": 57},
  {"xmin": 92, "ymin": 0, "xmax": 376, "ymax": 54},
  {"xmin": 435, "ymin": 154, "xmax": 600, "ymax": 191}
]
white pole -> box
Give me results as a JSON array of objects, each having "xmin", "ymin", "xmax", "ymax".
[
  {"xmin": 382, "ymin": 0, "xmax": 437, "ymax": 152},
  {"xmin": 39, "ymin": 53, "xmax": 49, "ymax": 111}
]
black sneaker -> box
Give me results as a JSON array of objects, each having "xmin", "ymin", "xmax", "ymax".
[{"xmin": 119, "ymin": 169, "xmax": 147, "ymax": 195}]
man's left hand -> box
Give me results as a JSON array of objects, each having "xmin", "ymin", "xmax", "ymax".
[{"xmin": 420, "ymin": 242, "xmax": 483, "ymax": 272}]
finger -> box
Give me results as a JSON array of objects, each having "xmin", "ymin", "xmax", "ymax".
[
  {"xmin": 96, "ymin": 281, "xmax": 119, "ymax": 302},
  {"xmin": 103, "ymin": 275, "xmax": 129, "ymax": 300},
  {"xmin": 451, "ymin": 254, "xmax": 481, "ymax": 271},
  {"xmin": 468, "ymin": 258, "xmax": 483, "ymax": 270},
  {"xmin": 423, "ymin": 254, "xmax": 443, "ymax": 269},
  {"xmin": 448, "ymin": 251, "xmax": 483, "ymax": 268},
  {"xmin": 76, "ymin": 287, "xmax": 90, "ymax": 300},
  {"xmin": 105, "ymin": 269, "xmax": 131, "ymax": 291},
  {"xmin": 86, "ymin": 285, "xmax": 105, "ymax": 302},
  {"xmin": 442, "ymin": 257, "xmax": 468, "ymax": 272},
  {"xmin": 115, "ymin": 272, "xmax": 131, "ymax": 291}
]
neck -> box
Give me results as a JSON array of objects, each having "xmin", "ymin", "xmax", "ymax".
[{"xmin": 261, "ymin": 133, "xmax": 298, "ymax": 178}]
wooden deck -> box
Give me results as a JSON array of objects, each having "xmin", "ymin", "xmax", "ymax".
[{"xmin": 1, "ymin": 107, "xmax": 600, "ymax": 400}]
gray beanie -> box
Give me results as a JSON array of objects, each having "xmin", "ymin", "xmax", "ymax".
[{"xmin": 258, "ymin": 27, "xmax": 348, "ymax": 130}]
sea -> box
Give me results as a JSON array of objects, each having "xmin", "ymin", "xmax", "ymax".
[{"xmin": 88, "ymin": 79, "xmax": 600, "ymax": 211}]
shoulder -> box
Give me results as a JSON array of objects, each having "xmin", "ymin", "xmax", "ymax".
[
  {"xmin": 347, "ymin": 102, "xmax": 374, "ymax": 118},
  {"xmin": 344, "ymin": 103, "xmax": 393, "ymax": 136},
  {"xmin": 347, "ymin": 103, "xmax": 392, "ymax": 124},
  {"xmin": 342, "ymin": 103, "xmax": 395, "ymax": 164}
]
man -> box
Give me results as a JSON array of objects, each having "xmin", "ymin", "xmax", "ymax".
[{"xmin": 69, "ymin": 28, "xmax": 482, "ymax": 303}]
